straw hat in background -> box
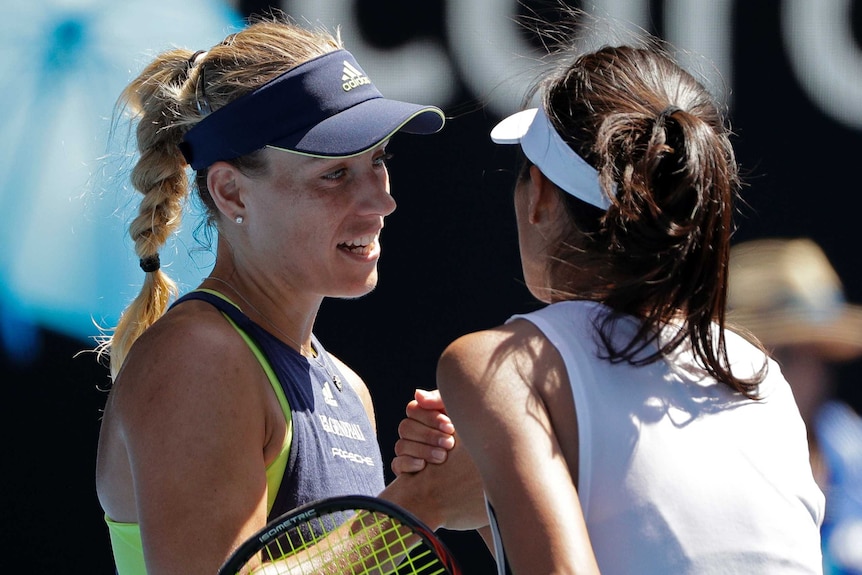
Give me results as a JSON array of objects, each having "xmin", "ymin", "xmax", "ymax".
[{"xmin": 726, "ymin": 238, "xmax": 862, "ymax": 361}]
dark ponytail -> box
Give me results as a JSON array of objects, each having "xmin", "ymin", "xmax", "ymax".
[{"xmin": 541, "ymin": 45, "xmax": 762, "ymax": 397}]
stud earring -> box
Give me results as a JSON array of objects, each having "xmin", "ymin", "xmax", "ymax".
[{"xmin": 235, "ymin": 215, "xmax": 244, "ymax": 224}]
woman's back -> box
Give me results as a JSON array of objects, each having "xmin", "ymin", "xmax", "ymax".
[{"xmin": 516, "ymin": 300, "xmax": 824, "ymax": 574}]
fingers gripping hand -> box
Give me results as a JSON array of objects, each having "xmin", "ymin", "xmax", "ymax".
[
  {"xmin": 392, "ymin": 389, "xmax": 455, "ymax": 476},
  {"xmin": 411, "ymin": 388, "xmax": 447, "ymax": 412}
]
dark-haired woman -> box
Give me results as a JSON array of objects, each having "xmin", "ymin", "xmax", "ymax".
[{"xmin": 398, "ymin": 41, "xmax": 825, "ymax": 574}]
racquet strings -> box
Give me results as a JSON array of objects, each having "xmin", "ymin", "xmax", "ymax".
[{"xmin": 250, "ymin": 506, "xmax": 449, "ymax": 574}]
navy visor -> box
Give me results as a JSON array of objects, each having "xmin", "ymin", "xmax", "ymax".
[{"xmin": 179, "ymin": 49, "xmax": 445, "ymax": 170}]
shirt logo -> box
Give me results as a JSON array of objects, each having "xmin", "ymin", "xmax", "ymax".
[
  {"xmin": 342, "ymin": 61, "xmax": 371, "ymax": 91},
  {"xmin": 322, "ymin": 381, "xmax": 338, "ymax": 407},
  {"xmin": 318, "ymin": 414, "xmax": 367, "ymax": 441}
]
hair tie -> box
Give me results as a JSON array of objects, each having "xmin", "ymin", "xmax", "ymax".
[
  {"xmin": 657, "ymin": 106, "xmax": 682, "ymax": 125},
  {"xmin": 188, "ymin": 50, "xmax": 207, "ymax": 68},
  {"xmin": 139, "ymin": 254, "xmax": 161, "ymax": 273},
  {"xmin": 194, "ymin": 68, "xmax": 212, "ymax": 116},
  {"xmin": 187, "ymin": 50, "xmax": 212, "ymax": 116}
]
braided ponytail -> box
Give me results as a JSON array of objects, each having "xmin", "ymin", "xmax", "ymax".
[{"xmin": 100, "ymin": 49, "xmax": 198, "ymax": 379}]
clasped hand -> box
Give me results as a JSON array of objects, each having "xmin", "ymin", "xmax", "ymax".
[{"xmin": 391, "ymin": 389, "xmax": 489, "ymax": 531}]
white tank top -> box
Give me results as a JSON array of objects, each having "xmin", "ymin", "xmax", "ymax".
[{"xmin": 491, "ymin": 300, "xmax": 824, "ymax": 575}]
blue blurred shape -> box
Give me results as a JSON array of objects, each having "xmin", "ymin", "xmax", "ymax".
[{"xmin": 0, "ymin": 0, "xmax": 243, "ymax": 361}]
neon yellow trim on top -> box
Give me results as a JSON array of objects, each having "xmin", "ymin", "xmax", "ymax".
[
  {"xmin": 197, "ymin": 288, "xmax": 293, "ymax": 512},
  {"xmin": 104, "ymin": 289, "xmax": 293, "ymax": 575},
  {"xmin": 105, "ymin": 519, "xmax": 147, "ymax": 575}
]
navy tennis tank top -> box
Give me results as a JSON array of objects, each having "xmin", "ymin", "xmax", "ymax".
[{"xmin": 171, "ymin": 290, "xmax": 385, "ymax": 519}]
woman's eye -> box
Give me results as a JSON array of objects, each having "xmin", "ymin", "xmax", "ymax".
[
  {"xmin": 320, "ymin": 152, "xmax": 392, "ymax": 180},
  {"xmin": 373, "ymin": 152, "xmax": 394, "ymax": 167},
  {"xmin": 322, "ymin": 168, "xmax": 347, "ymax": 180}
]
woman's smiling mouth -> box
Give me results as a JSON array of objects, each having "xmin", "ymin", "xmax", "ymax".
[{"xmin": 339, "ymin": 234, "xmax": 378, "ymax": 256}]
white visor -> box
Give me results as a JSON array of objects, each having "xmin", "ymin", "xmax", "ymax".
[{"xmin": 490, "ymin": 107, "xmax": 611, "ymax": 210}]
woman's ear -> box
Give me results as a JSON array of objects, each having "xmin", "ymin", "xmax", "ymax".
[
  {"xmin": 527, "ymin": 164, "xmax": 562, "ymax": 225},
  {"xmin": 206, "ymin": 162, "xmax": 245, "ymax": 220}
]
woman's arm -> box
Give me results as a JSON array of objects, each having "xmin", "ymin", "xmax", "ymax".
[
  {"xmin": 437, "ymin": 321, "xmax": 601, "ymax": 575},
  {"xmin": 112, "ymin": 308, "xmax": 281, "ymax": 574}
]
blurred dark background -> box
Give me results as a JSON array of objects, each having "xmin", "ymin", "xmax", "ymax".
[{"xmin": 3, "ymin": 1, "xmax": 862, "ymax": 572}]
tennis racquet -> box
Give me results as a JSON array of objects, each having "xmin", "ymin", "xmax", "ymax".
[{"xmin": 218, "ymin": 494, "xmax": 462, "ymax": 575}]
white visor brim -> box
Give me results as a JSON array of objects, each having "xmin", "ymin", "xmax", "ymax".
[{"xmin": 490, "ymin": 107, "xmax": 611, "ymax": 210}]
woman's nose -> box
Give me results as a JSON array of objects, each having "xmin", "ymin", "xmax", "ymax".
[{"xmin": 361, "ymin": 169, "xmax": 397, "ymax": 217}]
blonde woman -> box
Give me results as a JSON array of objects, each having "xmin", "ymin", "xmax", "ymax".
[{"xmin": 95, "ymin": 16, "xmax": 484, "ymax": 575}]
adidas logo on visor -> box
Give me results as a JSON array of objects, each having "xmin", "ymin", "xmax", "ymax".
[{"xmin": 342, "ymin": 61, "xmax": 371, "ymax": 92}]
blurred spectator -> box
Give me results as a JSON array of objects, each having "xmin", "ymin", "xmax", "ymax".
[{"xmin": 728, "ymin": 238, "xmax": 862, "ymax": 574}]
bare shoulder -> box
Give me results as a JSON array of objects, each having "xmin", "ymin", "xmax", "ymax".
[
  {"xmin": 437, "ymin": 319, "xmax": 581, "ymax": 496},
  {"xmin": 438, "ymin": 319, "xmax": 553, "ymax": 381},
  {"xmin": 97, "ymin": 299, "xmax": 275, "ymax": 522},
  {"xmin": 437, "ymin": 319, "xmax": 561, "ymax": 403},
  {"xmin": 108, "ymin": 299, "xmax": 269, "ymax": 431}
]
